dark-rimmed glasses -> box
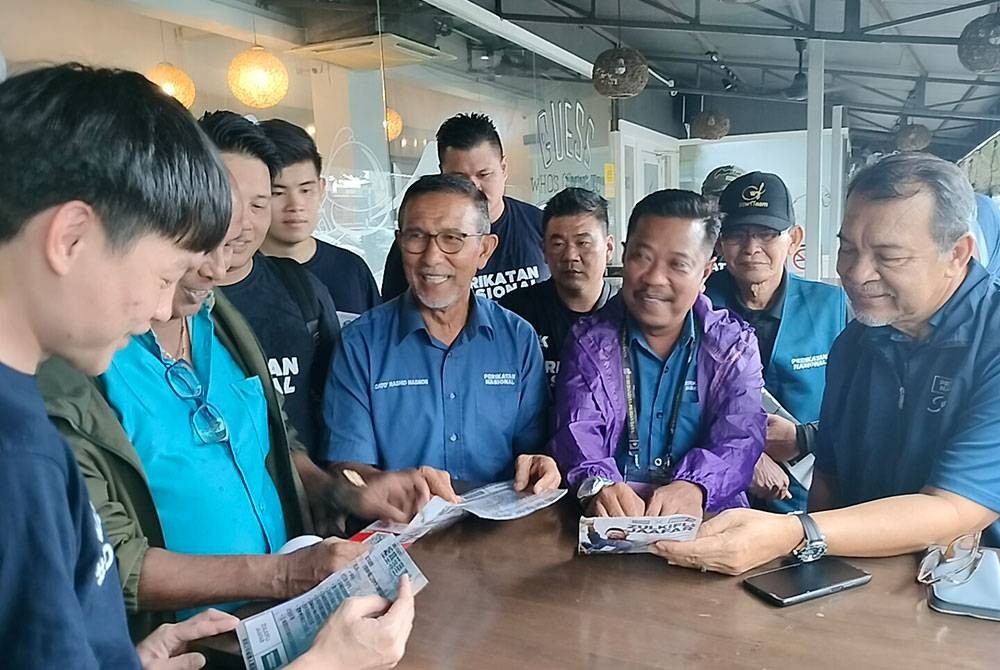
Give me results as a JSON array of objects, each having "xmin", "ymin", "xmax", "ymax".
[
  {"xmin": 397, "ymin": 229, "xmax": 487, "ymax": 254},
  {"xmin": 719, "ymin": 228, "xmax": 783, "ymax": 245},
  {"xmin": 917, "ymin": 531, "xmax": 983, "ymax": 586},
  {"xmin": 164, "ymin": 359, "xmax": 230, "ymax": 444}
]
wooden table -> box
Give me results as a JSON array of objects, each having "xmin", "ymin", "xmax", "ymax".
[{"xmin": 402, "ymin": 500, "xmax": 997, "ymax": 669}]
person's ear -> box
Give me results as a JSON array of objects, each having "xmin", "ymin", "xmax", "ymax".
[
  {"xmin": 500, "ymin": 154, "xmax": 508, "ymax": 182},
  {"xmin": 605, "ymin": 234, "xmax": 615, "ymax": 263},
  {"xmin": 478, "ymin": 233, "xmax": 500, "ymax": 270},
  {"xmin": 787, "ymin": 225, "xmax": 805, "ymax": 257},
  {"xmin": 948, "ymin": 232, "xmax": 976, "ymax": 276},
  {"xmin": 44, "ymin": 201, "xmax": 98, "ymax": 276}
]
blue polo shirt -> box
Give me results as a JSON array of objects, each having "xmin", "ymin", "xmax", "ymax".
[
  {"xmin": 102, "ymin": 301, "xmax": 288, "ymax": 612},
  {"xmin": 815, "ymin": 261, "xmax": 1000, "ymax": 546},
  {"xmin": 617, "ymin": 313, "xmax": 702, "ymax": 483},
  {"xmin": 323, "ymin": 291, "xmax": 548, "ymax": 482}
]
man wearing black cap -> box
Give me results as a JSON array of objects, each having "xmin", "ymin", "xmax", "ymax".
[{"xmin": 705, "ymin": 171, "xmax": 847, "ymax": 513}]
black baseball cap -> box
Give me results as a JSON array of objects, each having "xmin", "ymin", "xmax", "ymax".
[{"xmin": 718, "ymin": 171, "xmax": 795, "ymax": 232}]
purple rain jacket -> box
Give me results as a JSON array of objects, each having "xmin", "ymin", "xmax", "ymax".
[{"xmin": 549, "ymin": 292, "xmax": 766, "ymax": 513}]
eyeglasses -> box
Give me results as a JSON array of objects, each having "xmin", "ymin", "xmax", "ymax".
[
  {"xmin": 397, "ymin": 229, "xmax": 487, "ymax": 254},
  {"xmin": 720, "ymin": 228, "xmax": 784, "ymax": 244},
  {"xmin": 917, "ymin": 531, "xmax": 983, "ymax": 586},
  {"xmin": 164, "ymin": 359, "xmax": 230, "ymax": 444}
]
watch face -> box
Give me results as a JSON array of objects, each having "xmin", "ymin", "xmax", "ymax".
[{"xmin": 797, "ymin": 541, "xmax": 829, "ymax": 563}]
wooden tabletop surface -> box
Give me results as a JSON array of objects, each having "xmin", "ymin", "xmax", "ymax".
[{"xmin": 401, "ymin": 499, "xmax": 998, "ymax": 669}]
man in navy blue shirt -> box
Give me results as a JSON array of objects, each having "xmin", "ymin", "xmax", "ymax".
[
  {"xmin": 0, "ymin": 63, "xmax": 238, "ymax": 670},
  {"xmin": 0, "ymin": 65, "xmax": 415, "ymax": 670},
  {"xmin": 657, "ymin": 153, "xmax": 1000, "ymax": 575},
  {"xmin": 325, "ymin": 174, "xmax": 560, "ymax": 493},
  {"xmin": 382, "ymin": 113, "xmax": 550, "ymax": 302},
  {"xmin": 259, "ymin": 119, "xmax": 381, "ymax": 325}
]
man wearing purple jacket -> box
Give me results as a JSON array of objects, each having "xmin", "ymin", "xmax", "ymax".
[{"xmin": 551, "ymin": 189, "xmax": 766, "ymax": 520}]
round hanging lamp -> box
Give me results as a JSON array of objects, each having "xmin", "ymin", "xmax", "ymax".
[
  {"xmin": 592, "ymin": 47, "xmax": 649, "ymax": 99},
  {"xmin": 691, "ymin": 110, "xmax": 731, "ymax": 140},
  {"xmin": 145, "ymin": 62, "xmax": 196, "ymax": 109},
  {"xmin": 385, "ymin": 108, "xmax": 403, "ymax": 142},
  {"xmin": 958, "ymin": 12, "xmax": 1000, "ymax": 74},
  {"xmin": 227, "ymin": 45, "xmax": 289, "ymax": 109},
  {"xmin": 896, "ymin": 123, "xmax": 932, "ymax": 151}
]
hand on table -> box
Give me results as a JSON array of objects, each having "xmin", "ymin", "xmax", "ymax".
[
  {"xmin": 650, "ymin": 507, "xmax": 804, "ymax": 575},
  {"xmin": 644, "ymin": 480, "xmax": 705, "ymax": 519},
  {"xmin": 136, "ymin": 608, "xmax": 239, "ymax": 670},
  {"xmin": 750, "ymin": 453, "xmax": 792, "ymax": 501},
  {"xmin": 513, "ymin": 454, "xmax": 561, "ymax": 493},
  {"xmin": 292, "ymin": 576, "xmax": 415, "ymax": 670},
  {"xmin": 586, "ymin": 482, "xmax": 645, "ymax": 517}
]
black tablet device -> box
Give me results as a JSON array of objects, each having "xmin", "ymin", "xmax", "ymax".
[{"xmin": 743, "ymin": 557, "xmax": 872, "ymax": 607}]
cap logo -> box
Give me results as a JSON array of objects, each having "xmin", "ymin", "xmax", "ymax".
[{"xmin": 740, "ymin": 182, "xmax": 768, "ymax": 209}]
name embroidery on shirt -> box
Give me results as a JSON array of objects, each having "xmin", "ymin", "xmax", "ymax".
[
  {"xmin": 373, "ymin": 378, "xmax": 430, "ymax": 391},
  {"xmin": 790, "ymin": 353, "xmax": 828, "ymax": 371},
  {"xmin": 928, "ymin": 375, "xmax": 952, "ymax": 413},
  {"xmin": 90, "ymin": 503, "xmax": 115, "ymax": 587},
  {"xmin": 483, "ymin": 372, "xmax": 518, "ymax": 386}
]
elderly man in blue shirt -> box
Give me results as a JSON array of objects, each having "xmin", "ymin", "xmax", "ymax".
[
  {"xmin": 324, "ymin": 174, "xmax": 560, "ymax": 495},
  {"xmin": 657, "ymin": 152, "xmax": 1000, "ymax": 575}
]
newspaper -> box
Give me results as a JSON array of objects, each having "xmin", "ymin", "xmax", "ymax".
[
  {"xmin": 578, "ymin": 515, "xmax": 700, "ymax": 555},
  {"xmin": 352, "ymin": 481, "xmax": 567, "ymax": 545},
  {"xmin": 236, "ymin": 538, "xmax": 427, "ymax": 670}
]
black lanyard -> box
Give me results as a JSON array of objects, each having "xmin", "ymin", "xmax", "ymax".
[{"xmin": 620, "ymin": 322, "xmax": 695, "ymax": 477}]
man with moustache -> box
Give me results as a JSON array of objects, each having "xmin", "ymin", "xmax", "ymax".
[
  {"xmin": 706, "ymin": 172, "xmax": 847, "ymax": 512},
  {"xmin": 656, "ymin": 153, "xmax": 1000, "ymax": 575},
  {"xmin": 325, "ymin": 174, "xmax": 560, "ymax": 494},
  {"xmin": 550, "ymin": 189, "xmax": 765, "ymax": 520},
  {"xmin": 500, "ymin": 187, "xmax": 614, "ymax": 390}
]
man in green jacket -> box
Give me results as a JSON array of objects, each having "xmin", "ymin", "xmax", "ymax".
[{"xmin": 38, "ymin": 174, "xmax": 428, "ymax": 657}]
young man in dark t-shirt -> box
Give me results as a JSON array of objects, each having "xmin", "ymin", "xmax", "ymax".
[
  {"xmin": 382, "ymin": 112, "xmax": 550, "ymax": 302},
  {"xmin": 204, "ymin": 112, "xmax": 341, "ymax": 460},
  {"xmin": 500, "ymin": 188, "xmax": 614, "ymax": 390},
  {"xmin": 0, "ymin": 64, "xmax": 238, "ymax": 669},
  {"xmin": 259, "ymin": 119, "xmax": 381, "ymax": 326}
]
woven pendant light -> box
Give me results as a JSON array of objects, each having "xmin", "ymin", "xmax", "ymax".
[
  {"xmin": 592, "ymin": 47, "xmax": 650, "ymax": 99},
  {"xmin": 896, "ymin": 123, "xmax": 932, "ymax": 151},
  {"xmin": 228, "ymin": 45, "xmax": 289, "ymax": 109},
  {"xmin": 385, "ymin": 108, "xmax": 403, "ymax": 142},
  {"xmin": 146, "ymin": 62, "xmax": 196, "ymax": 109},
  {"xmin": 958, "ymin": 12, "xmax": 1000, "ymax": 74},
  {"xmin": 691, "ymin": 110, "xmax": 731, "ymax": 140}
]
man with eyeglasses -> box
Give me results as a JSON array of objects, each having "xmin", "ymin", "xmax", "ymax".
[
  {"xmin": 324, "ymin": 174, "xmax": 560, "ymax": 495},
  {"xmin": 550, "ymin": 190, "xmax": 765, "ymax": 520},
  {"xmin": 705, "ymin": 171, "xmax": 847, "ymax": 513},
  {"xmin": 656, "ymin": 153, "xmax": 1000, "ymax": 575}
]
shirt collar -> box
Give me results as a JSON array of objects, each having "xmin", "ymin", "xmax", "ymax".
[
  {"xmin": 396, "ymin": 289, "xmax": 495, "ymax": 345},
  {"xmin": 627, "ymin": 310, "xmax": 696, "ymax": 359}
]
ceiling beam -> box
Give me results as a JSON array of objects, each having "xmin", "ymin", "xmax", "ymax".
[
  {"xmin": 497, "ymin": 12, "xmax": 961, "ymax": 45},
  {"xmin": 862, "ymin": 0, "xmax": 994, "ymax": 33},
  {"xmin": 644, "ymin": 53, "xmax": 1000, "ymax": 88}
]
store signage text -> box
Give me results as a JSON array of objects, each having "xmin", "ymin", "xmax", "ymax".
[{"xmin": 536, "ymin": 99, "xmax": 595, "ymax": 169}]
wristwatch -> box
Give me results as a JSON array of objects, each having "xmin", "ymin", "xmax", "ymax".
[
  {"xmin": 577, "ymin": 476, "xmax": 615, "ymax": 504},
  {"xmin": 790, "ymin": 511, "xmax": 828, "ymax": 563}
]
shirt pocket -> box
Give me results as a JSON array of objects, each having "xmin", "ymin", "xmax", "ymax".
[{"xmin": 218, "ymin": 375, "xmax": 271, "ymax": 464}]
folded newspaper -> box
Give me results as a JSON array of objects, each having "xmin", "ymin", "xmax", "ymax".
[
  {"xmin": 578, "ymin": 515, "xmax": 700, "ymax": 555},
  {"xmin": 352, "ymin": 480, "xmax": 568, "ymax": 545},
  {"xmin": 237, "ymin": 537, "xmax": 427, "ymax": 670}
]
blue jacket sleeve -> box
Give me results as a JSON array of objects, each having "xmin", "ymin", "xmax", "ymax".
[{"xmin": 322, "ymin": 331, "xmax": 379, "ymax": 466}]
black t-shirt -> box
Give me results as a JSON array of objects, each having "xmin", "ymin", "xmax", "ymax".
[
  {"xmin": 0, "ymin": 362, "xmax": 140, "ymax": 668},
  {"xmin": 382, "ymin": 195, "xmax": 551, "ymax": 302},
  {"xmin": 303, "ymin": 240, "xmax": 381, "ymax": 325},
  {"xmin": 220, "ymin": 253, "xmax": 340, "ymax": 458},
  {"xmin": 499, "ymin": 278, "xmax": 612, "ymax": 389},
  {"xmin": 706, "ymin": 269, "xmax": 786, "ymax": 370}
]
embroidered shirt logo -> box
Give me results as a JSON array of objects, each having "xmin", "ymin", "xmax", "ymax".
[
  {"xmin": 483, "ymin": 372, "xmax": 517, "ymax": 386},
  {"xmin": 90, "ymin": 503, "xmax": 115, "ymax": 587},
  {"xmin": 791, "ymin": 353, "xmax": 828, "ymax": 371},
  {"xmin": 928, "ymin": 375, "xmax": 952, "ymax": 413}
]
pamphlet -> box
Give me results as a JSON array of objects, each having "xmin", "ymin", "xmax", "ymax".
[
  {"xmin": 352, "ymin": 480, "xmax": 567, "ymax": 545},
  {"xmin": 578, "ymin": 515, "xmax": 700, "ymax": 555},
  {"xmin": 236, "ymin": 538, "xmax": 427, "ymax": 670}
]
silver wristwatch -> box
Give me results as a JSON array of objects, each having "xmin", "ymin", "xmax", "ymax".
[
  {"xmin": 577, "ymin": 476, "xmax": 616, "ymax": 503},
  {"xmin": 790, "ymin": 511, "xmax": 828, "ymax": 563}
]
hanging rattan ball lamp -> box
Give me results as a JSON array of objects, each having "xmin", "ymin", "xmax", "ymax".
[
  {"xmin": 592, "ymin": 47, "xmax": 649, "ymax": 99},
  {"xmin": 896, "ymin": 123, "xmax": 932, "ymax": 151},
  {"xmin": 146, "ymin": 62, "xmax": 196, "ymax": 109},
  {"xmin": 958, "ymin": 12, "xmax": 1000, "ymax": 74},
  {"xmin": 691, "ymin": 110, "xmax": 731, "ymax": 140},
  {"xmin": 228, "ymin": 45, "xmax": 289, "ymax": 109}
]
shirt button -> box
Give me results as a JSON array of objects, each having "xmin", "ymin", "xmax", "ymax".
[
  {"xmin": 653, "ymin": 457, "xmax": 664, "ymax": 467},
  {"xmin": 656, "ymin": 411, "xmax": 663, "ymax": 419},
  {"xmin": 449, "ymin": 392, "xmax": 456, "ymax": 399},
  {"xmin": 449, "ymin": 433, "xmax": 458, "ymax": 442}
]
